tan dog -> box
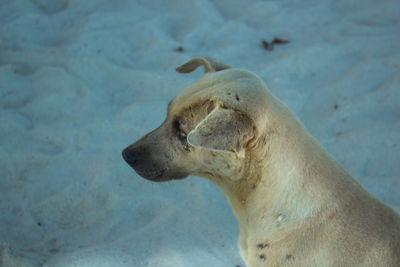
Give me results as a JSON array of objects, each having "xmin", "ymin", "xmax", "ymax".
[{"xmin": 122, "ymin": 58, "xmax": 400, "ymax": 266}]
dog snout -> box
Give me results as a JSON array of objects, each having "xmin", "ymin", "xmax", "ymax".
[
  {"xmin": 122, "ymin": 144, "xmax": 167, "ymax": 181},
  {"xmin": 122, "ymin": 146, "xmax": 141, "ymax": 166}
]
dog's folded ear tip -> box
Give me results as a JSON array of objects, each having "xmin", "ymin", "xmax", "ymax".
[
  {"xmin": 175, "ymin": 66, "xmax": 189, "ymax": 73},
  {"xmin": 175, "ymin": 57, "xmax": 212, "ymax": 74},
  {"xmin": 175, "ymin": 57, "xmax": 231, "ymax": 74}
]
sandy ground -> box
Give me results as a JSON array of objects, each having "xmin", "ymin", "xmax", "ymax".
[{"xmin": 0, "ymin": 0, "xmax": 399, "ymax": 266}]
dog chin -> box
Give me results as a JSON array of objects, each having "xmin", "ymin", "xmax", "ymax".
[{"xmin": 136, "ymin": 169, "xmax": 188, "ymax": 182}]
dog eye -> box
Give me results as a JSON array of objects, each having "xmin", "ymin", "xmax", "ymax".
[
  {"xmin": 178, "ymin": 131, "xmax": 187, "ymax": 141},
  {"xmin": 173, "ymin": 118, "xmax": 187, "ymax": 141}
]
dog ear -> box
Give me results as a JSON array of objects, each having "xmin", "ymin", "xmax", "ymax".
[
  {"xmin": 176, "ymin": 57, "xmax": 231, "ymax": 74},
  {"xmin": 187, "ymin": 107, "xmax": 254, "ymax": 157}
]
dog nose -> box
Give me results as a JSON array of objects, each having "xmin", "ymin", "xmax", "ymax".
[{"xmin": 122, "ymin": 147, "xmax": 138, "ymax": 165}]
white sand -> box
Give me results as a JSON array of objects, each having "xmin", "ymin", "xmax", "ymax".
[{"xmin": 0, "ymin": 0, "xmax": 399, "ymax": 266}]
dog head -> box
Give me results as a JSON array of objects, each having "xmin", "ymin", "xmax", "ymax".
[{"xmin": 122, "ymin": 57, "xmax": 270, "ymax": 183}]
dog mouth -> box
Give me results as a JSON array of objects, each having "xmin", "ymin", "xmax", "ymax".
[
  {"xmin": 124, "ymin": 161, "xmax": 168, "ymax": 182},
  {"xmin": 134, "ymin": 167, "xmax": 188, "ymax": 182},
  {"xmin": 122, "ymin": 145, "xmax": 188, "ymax": 182},
  {"xmin": 122, "ymin": 150, "xmax": 187, "ymax": 182},
  {"xmin": 135, "ymin": 167, "xmax": 169, "ymax": 182}
]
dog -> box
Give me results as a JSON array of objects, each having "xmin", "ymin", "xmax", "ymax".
[{"xmin": 122, "ymin": 57, "xmax": 400, "ymax": 266}]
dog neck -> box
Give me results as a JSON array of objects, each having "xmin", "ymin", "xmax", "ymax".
[{"xmin": 209, "ymin": 111, "xmax": 367, "ymax": 261}]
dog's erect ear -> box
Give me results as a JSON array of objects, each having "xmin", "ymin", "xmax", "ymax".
[
  {"xmin": 187, "ymin": 107, "xmax": 254, "ymax": 158},
  {"xmin": 176, "ymin": 57, "xmax": 231, "ymax": 74}
]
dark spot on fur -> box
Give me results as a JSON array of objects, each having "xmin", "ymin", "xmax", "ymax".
[
  {"xmin": 235, "ymin": 94, "xmax": 240, "ymax": 101},
  {"xmin": 257, "ymin": 243, "xmax": 269, "ymax": 249},
  {"xmin": 37, "ymin": 221, "xmax": 42, "ymax": 227},
  {"xmin": 334, "ymin": 104, "xmax": 339, "ymax": 110},
  {"xmin": 259, "ymin": 254, "xmax": 266, "ymax": 261},
  {"xmin": 286, "ymin": 254, "xmax": 294, "ymax": 260},
  {"xmin": 176, "ymin": 46, "xmax": 184, "ymax": 52}
]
